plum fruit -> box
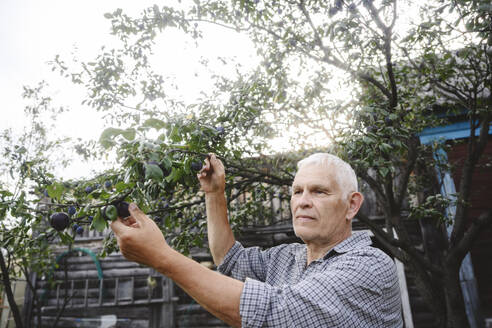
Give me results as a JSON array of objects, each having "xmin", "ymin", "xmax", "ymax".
[
  {"xmin": 215, "ymin": 126, "xmax": 225, "ymax": 135},
  {"xmin": 68, "ymin": 206, "xmax": 76, "ymax": 216},
  {"xmin": 76, "ymin": 226, "xmax": 84, "ymax": 235},
  {"xmin": 116, "ymin": 201, "xmax": 131, "ymax": 219},
  {"xmin": 50, "ymin": 212, "xmax": 70, "ymax": 231},
  {"xmin": 190, "ymin": 161, "xmax": 203, "ymax": 172}
]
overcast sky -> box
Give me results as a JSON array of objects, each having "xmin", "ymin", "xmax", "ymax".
[{"xmin": 0, "ymin": 0, "xmax": 258, "ymax": 179}]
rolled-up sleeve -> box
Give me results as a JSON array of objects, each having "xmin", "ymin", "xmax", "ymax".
[
  {"xmin": 240, "ymin": 278, "xmax": 276, "ymax": 327},
  {"xmin": 217, "ymin": 241, "xmax": 271, "ymax": 282}
]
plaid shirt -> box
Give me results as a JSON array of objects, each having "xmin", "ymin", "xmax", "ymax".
[{"xmin": 218, "ymin": 231, "xmax": 403, "ymax": 327}]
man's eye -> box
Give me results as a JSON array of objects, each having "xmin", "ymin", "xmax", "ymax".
[{"xmin": 293, "ymin": 190, "xmax": 302, "ymax": 194}]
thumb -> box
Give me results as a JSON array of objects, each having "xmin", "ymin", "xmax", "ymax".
[{"xmin": 128, "ymin": 203, "xmax": 148, "ymax": 224}]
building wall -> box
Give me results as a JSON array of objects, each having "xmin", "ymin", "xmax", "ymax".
[{"xmin": 446, "ymin": 135, "xmax": 492, "ymax": 319}]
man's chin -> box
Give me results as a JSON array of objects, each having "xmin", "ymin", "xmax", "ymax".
[{"xmin": 293, "ymin": 225, "xmax": 316, "ymax": 241}]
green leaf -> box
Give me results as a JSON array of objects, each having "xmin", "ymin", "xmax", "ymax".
[
  {"xmin": 98, "ymin": 190, "xmax": 111, "ymax": 200},
  {"xmin": 169, "ymin": 126, "xmax": 182, "ymax": 142},
  {"xmin": 121, "ymin": 128, "xmax": 136, "ymax": 141},
  {"xmin": 99, "ymin": 127, "xmax": 122, "ymax": 149},
  {"xmin": 103, "ymin": 13, "xmax": 113, "ymax": 19},
  {"xmin": 58, "ymin": 232, "xmax": 74, "ymax": 245},
  {"xmin": 380, "ymin": 167, "xmax": 389, "ymax": 177},
  {"xmin": 0, "ymin": 190, "xmax": 13, "ymax": 197},
  {"xmin": 161, "ymin": 156, "xmax": 172, "ymax": 170},
  {"xmin": 99, "ymin": 127, "xmax": 135, "ymax": 147},
  {"xmin": 144, "ymin": 163, "xmax": 164, "ymax": 181},
  {"xmin": 46, "ymin": 182, "xmax": 65, "ymax": 201},
  {"xmin": 143, "ymin": 118, "xmax": 167, "ymax": 130},
  {"xmin": 91, "ymin": 211, "xmax": 107, "ymax": 232},
  {"xmin": 115, "ymin": 181, "xmax": 134, "ymax": 192},
  {"xmin": 165, "ymin": 167, "xmax": 182, "ymax": 183}
]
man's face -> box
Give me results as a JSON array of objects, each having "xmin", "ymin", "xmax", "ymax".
[{"xmin": 290, "ymin": 163, "xmax": 351, "ymax": 246}]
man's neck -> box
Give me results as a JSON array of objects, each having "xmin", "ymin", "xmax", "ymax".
[{"xmin": 305, "ymin": 231, "xmax": 352, "ymax": 266}]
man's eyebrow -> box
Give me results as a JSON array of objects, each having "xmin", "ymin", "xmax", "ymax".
[
  {"xmin": 310, "ymin": 184, "xmax": 330, "ymax": 191},
  {"xmin": 291, "ymin": 184, "xmax": 330, "ymax": 190}
]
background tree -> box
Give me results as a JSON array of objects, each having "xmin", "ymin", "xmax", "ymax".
[{"xmin": 0, "ymin": 81, "xmax": 79, "ymax": 327}]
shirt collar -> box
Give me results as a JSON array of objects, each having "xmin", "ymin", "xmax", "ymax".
[
  {"xmin": 331, "ymin": 231, "xmax": 372, "ymax": 254},
  {"xmin": 292, "ymin": 231, "xmax": 373, "ymax": 263}
]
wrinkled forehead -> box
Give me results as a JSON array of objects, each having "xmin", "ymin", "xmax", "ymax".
[{"xmin": 292, "ymin": 162, "xmax": 340, "ymax": 189}]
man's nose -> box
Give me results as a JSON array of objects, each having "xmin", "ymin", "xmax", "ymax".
[{"xmin": 298, "ymin": 191, "xmax": 313, "ymax": 208}]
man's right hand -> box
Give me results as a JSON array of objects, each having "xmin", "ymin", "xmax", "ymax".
[
  {"xmin": 197, "ymin": 153, "xmax": 234, "ymax": 265},
  {"xmin": 197, "ymin": 153, "xmax": 226, "ymax": 194}
]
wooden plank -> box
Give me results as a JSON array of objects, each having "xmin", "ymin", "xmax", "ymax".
[
  {"xmin": 56, "ymin": 284, "xmax": 60, "ymax": 309},
  {"xmin": 131, "ymin": 277, "xmax": 135, "ymax": 304},
  {"xmin": 40, "ymin": 284, "xmax": 159, "ymax": 303},
  {"xmin": 396, "ymin": 258, "xmax": 414, "ymax": 328},
  {"xmin": 52, "ymin": 267, "xmax": 150, "ymax": 280},
  {"xmin": 98, "ymin": 279, "xmax": 103, "ymax": 306},
  {"xmin": 40, "ymin": 298, "xmax": 169, "ymax": 310},
  {"xmin": 70, "ymin": 280, "xmax": 75, "ymax": 307},
  {"xmin": 161, "ymin": 278, "xmax": 175, "ymax": 328},
  {"xmin": 22, "ymin": 272, "xmax": 37, "ymax": 326},
  {"xmin": 148, "ymin": 277, "xmax": 152, "ymax": 303},
  {"xmin": 84, "ymin": 279, "xmax": 88, "ymax": 308},
  {"xmin": 115, "ymin": 277, "xmax": 119, "ymax": 306}
]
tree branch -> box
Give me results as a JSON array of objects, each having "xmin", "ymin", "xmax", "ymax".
[
  {"xmin": 0, "ymin": 250, "xmax": 24, "ymax": 328},
  {"xmin": 245, "ymin": 7, "xmax": 393, "ymax": 101},
  {"xmin": 358, "ymin": 212, "xmax": 443, "ymax": 275},
  {"xmin": 449, "ymin": 210, "xmax": 492, "ymax": 266},
  {"xmin": 395, "ymin": 136, "xmax": 419, "ymax": 207},
  {"xmin": 365, "ymin": 0, "xmax": 398, "ymax": 108}
]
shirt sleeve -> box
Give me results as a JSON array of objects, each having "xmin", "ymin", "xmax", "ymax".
[
  {"xmin": 238, "ymin": 252, "xmax": 402, "ymax": 328},
  {"xmin": 217, "ymin": 241, "xmax": 272, "ymax": 282}
]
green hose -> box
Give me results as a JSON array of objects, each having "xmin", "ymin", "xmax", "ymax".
[{"xmin": 40, "ymin": 247, "xmax": 103, "ymax": 302}]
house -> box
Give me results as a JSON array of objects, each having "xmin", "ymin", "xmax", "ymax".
[{"xmin": 419, "ymin": 110, "xmax": 492, "ymax": 328}]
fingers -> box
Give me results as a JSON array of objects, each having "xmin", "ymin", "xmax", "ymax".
[
  {"xmin": 124, "ymin": 216, "xmax": 137, "ymax": 226},
  {"xmin": 201, "ymin": 157, "xmax": 211, "ymax": 175},
  {"xmin": 110, "ymin": 218, "xmax": 130, "ymax": 236},
  {"xmin": 197, "ymin": 153, "xmax": 213, "ymax": 179},
  {"xmin": 207, "ymin": 153, "xmax": 224, "ymax": 172},
  {"xmin": 128, "ymin": 203, "xmax": 148, "ymax": 225}
]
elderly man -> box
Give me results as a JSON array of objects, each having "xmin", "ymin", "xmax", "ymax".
[{"xmin": 111, "ymin": 153, "xmax": 403, "ymax": 327}]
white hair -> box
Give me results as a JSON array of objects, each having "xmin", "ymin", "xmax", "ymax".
[{"xmin": 297, "ymin": 153, "xmax": 358, "ymax": 198}]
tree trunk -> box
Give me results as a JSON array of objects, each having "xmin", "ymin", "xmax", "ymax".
[
  {"xmin": 0, "ymin": 250, "xmax": 24, "ymax": 328},
  {"xmin": 443, "ymin": 265, "xmax": 470, "ymax": 328},
  {"xmin": 406, "ymin": 259, "xmax": 447, "ymax": 327}
]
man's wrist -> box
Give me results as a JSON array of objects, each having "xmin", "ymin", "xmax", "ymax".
[
  {"xmin": 152, "ymin": 246, "xmax": 179, "ymax": 275},
  {"xmin": 205, "ymin": 189, "xmax": 226, "ymax": 197}
]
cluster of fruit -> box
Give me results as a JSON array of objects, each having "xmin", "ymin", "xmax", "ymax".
[
  {"xmin": 49, "ymin": 201, "xmax": 130, "ymax": 233},
  {"xmin": 46, "ymin": 145, "xmax": 218, "ymax": 235}
]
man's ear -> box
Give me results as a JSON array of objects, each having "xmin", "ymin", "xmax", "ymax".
[{"xmin": 346, "ymin": 192, "xmax": 364, "ymax": 221}]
